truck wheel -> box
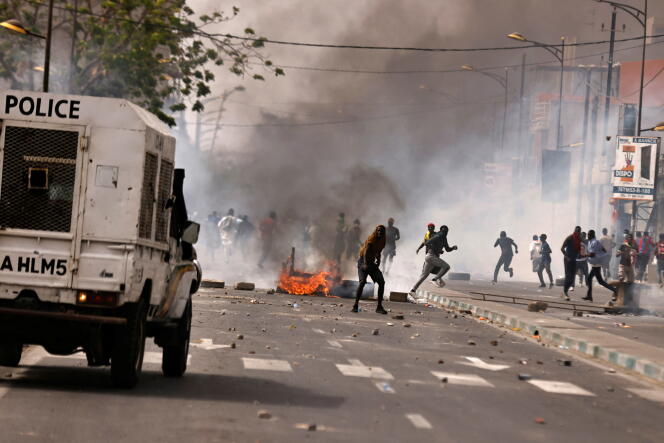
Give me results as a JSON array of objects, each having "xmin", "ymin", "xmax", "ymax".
[
  {"xmin": 0, "ymin": 343, "xmax": 22, "ymax": 367},
  {"xmin": 162, "ymin": 297, "xmax": 192, "ymax": 377},
  {"xmin": 111, "ymin": 300, "xmax": 147, "ymax": 388}
]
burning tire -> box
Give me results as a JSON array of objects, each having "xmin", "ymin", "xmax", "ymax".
[
  {"xmin": 448, "ymin": 272, "xmax": 470, "ymax": 281},
  {"xmin": 0, "ymin": 343, "xmax": 22, "ymax": 367},
  {"xmin": 162, "ymin": 297, "xmax": 192, "ymax": 378},
  {"xmin": 111, "ymin": 300, "xmax": 147, "ymax": 388}
]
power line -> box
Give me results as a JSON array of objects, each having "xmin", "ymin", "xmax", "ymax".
[{"xmin": 20, "ymin": 0, "xmax": 664, "ymax": 54}]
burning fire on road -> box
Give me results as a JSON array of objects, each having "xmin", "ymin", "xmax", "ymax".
[{"xmin": 277, "ymin": 248, "xmax": 341, "ymax": 295}]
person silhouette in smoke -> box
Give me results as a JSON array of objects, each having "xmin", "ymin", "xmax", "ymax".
[
  {"xmin": 352, "ymin": 225, "xmax": 387, "ymax": 314},
  {"xmin": 257, "ymin": 211, "xmax": 277, "ymax": 269},
  {"xmin": 493, "ymin": 231, "xmax": 518, "ymax": 283},
  {"xmin": 381, "ymin": 217, "xmax": 400, "ymax": 274},
  {"xmin": 333, "ymin": 213, "xmax": 348, "ymax": 264}
]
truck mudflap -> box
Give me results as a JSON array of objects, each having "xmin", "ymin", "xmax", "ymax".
[{"xmin": 0, "ymin": 306, "xmax": 126, "ymax": 325}]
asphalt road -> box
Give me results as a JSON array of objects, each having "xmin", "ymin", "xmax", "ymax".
[{"xmin": 1, "ymin": 288, "xmax": 664, "ymax": 443}]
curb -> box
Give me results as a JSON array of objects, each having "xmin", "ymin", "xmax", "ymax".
[{"xmin": 417, "ymin": 289, "xmax": 664, "ymax": 384}]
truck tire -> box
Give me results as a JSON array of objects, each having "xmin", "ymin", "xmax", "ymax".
[
  {"xmin": 111, "ymin": 300, "xmax": 147, "ymax": 388},
  {"xmin": 0, "ymin": 343, "xmax": 22, "ymax": 367},
  {"xmin": 162, "ymin": 297, "xmax": 192, "ymax": 377}
]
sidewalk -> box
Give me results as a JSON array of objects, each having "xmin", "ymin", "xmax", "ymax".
[{"xmin": 416, "ymin": 283, "xmax": 664, "ymax": 384}]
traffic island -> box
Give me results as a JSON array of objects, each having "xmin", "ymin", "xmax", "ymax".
[{"xmin": 417, "ymin": 285, "xmax": 664, "ymax": 384}]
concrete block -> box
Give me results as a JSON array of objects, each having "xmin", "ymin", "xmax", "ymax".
[
  {"xmin": 448, "ymin": 272, "xmax": 471, "ymax": 281},
  {"xmin": 201, "ymin": 280, "xmax": 225, "ymax": 289},
  {"xmin": 389, "ymin": 291, "xmax": 408, "ymax": 302},
  {"xmin": 235, "ymin": 282, "xmax": 255, "ymax": 291}
]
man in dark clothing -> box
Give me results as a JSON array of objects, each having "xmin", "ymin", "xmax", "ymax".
[
  {"xmin": 409, "ymin": 225, "xmax": 457, "ymax": 294},
  {"xmin": 493, "ymin": 231, "xmax": 518, "ymax": 283},
  {"xmin": 333, "ymin": 213, "xmax": 347, "ymax": 264},
  {"xmin": 236, "ymin": 215, "xmax": 254, "ymax": 259},
  {"xmin": 352, "ymin": 225, "xmax": 387, "ymax": 314},
  {"xmin": 584, "ymin": 229, "xmax": 616, "ymax": 302},
  {"xmin": 636, "ymin": 231, "xmax": 655, "ymax": 281},
  {"xmin": 537, "ymin": 233, "xmax": 554, "ymax": 288},
  {"xmin": 381, "ymin": 217, "xmax": 401, "ymax": 274},
  {"xmin": 346, "ymin": 219, "xmax": 362, "ymax": 260},
  {"xmin": 561, "ymin": 226, "xmax": 582, "ymax": 300}
]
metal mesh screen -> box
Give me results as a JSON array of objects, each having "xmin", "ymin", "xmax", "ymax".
[
  {"xmin": 138, "ymin": 153, "xmax": 158, "ymax": 239},
  {"xmin": 0, "ymin": 126, "xmax": 79, "ymax": 232},
  {"xmin": 155, "ymin": 159, "xmax": 173, "ymax": 243}
]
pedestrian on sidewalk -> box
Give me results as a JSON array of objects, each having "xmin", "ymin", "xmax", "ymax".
[
  {"xmin": 576, "ymin": 232, "xmax": 589, "ymax": 287},
  {"xmin": 409, "ymin": 225, "xmax": 458, "ymax": 298},
  {"xmin": 415, "ymin": 223, "xmax": 436, "ymax": 254},
  {"xmin": 530, "ymin": 234, "xmax": 542, "ymax": 273},
  {"xmin": 636, "ymin": 231, "xmax": 655, "ymax": 282},
  {"xmin": 656, "ymin": 234, "xmax": 664, "ymax": 287},
  {"xmin": 617, "ymin": 234, "xmax": 636, "ymax": 283},
  {"xmin": 352, "ymin": 225, "xmax": 388, "ymax": 314},
  {"xmin": 561, "ymin": 226, "xmax": 582, "ymax": 300},
  {"xmin": 584, "ymin": 230, "xmax": 617, "ymax": 303},
  {"xmin": 492, "ymin": 231, "xmax": 518, "ymax": 283},
  {"xmin": 537, "ymin": 234, "xmax": 554, "ymax": 288},
  {"xmin": 381, "ymin": 217, "xmax": 400, "ymax": 274},
  {"xmin": 600, "ymin": 228, "xmax": 615, "ymax": 280}
]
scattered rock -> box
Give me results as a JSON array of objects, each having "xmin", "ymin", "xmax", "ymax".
[
  {"xmin": 288, "ymin": 325, "xmax": 297, "ymax": 330},
  {"xmin": 518, "ymin": 373, "xmax": 532, "ymax": 381},
  {"xmin": 386, "ymin": 322, "xmax": 394, "ymax": 326},
  {"xmin": 261, "ymin": 328, "xmax": 266, "ymax": 332},
  {"xmin": 404, "ymin": 323, "xmax": 412, "ymax": 328},
  {"xmin": 536, "ymin": 361, "xmax": 543, "ymax": 365},
  {"xmin": 527, "ymin": 301, "xmax": 548, "ymax": 312},
  {"xmin": 558, "ymin": 359, "xmax": 572, "ymax": 367},
  {"xmin": 248, "ymin": 351, "xmax": 255, "ymax": 354},
  {"xmin": 372, "ymin": 329, "xmax": 379, "ymax": 336},
  {"xmin": 534, "ymin": 417, "xmax": 546, "ymax": 425},
  {"xmin": 438, "ymin": 359, "xmax": 444, "ymax": 364},
  {"xmin": 307, "ymin": 423, "xmax": 317, "ymax": 431},
  {"xmin": 237, "ymin": 334, "xmax": 244, "ymax": 340},
  {"xmin": 352, "ymin": 333, "xmax": 358, "ymax": 337},
  {"xmin": 519, "ymin": 359, "xmax": 528, "ymax": 365},
  {"xmin": 266, "ymin": 289, "xmax": 275, "ymax": 294},
  {"xmin": 257, "ymin": 410, "xmax": 271, "ymax": 419},
  {"xmin": 607, "ymin": 387, "xmax": 615, "ymax": 392},
  {"xmin": 490, "ymin": 340, "xmax": 498, "ymax": 346},
  {"xmin": 265, "ymin": 346, "xmax": 271, "ymax": 349},
  {"xmin": 467, "ymin": 340, "xmax": 476, "ymax": 345},
  {"xmin": 230, "ymin": 342, "xmax": 236, "ymax": 349},
  {"xmin": 440, "ymin": 377, "xmax": 448, "ymax": 383},
  {"xmin": 607, "ymin": 369, "xmax": 616, "ymax": 374},
  {"xmin": 392, "ymin": 314, "xmax": 405, "ymax": 320}
]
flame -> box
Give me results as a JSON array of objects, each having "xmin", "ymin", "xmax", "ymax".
[{"xmin": 278, "ymin": 261, "xmax": 341, "ymax": 296}]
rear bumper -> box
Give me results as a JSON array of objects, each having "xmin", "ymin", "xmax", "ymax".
[{"xmin": 0, "ymin": 306, "xmax": 126, "ymax": 325}]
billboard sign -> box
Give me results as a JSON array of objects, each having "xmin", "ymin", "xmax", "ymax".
[{"xmin": 612, "ymin": 136, "xmax": 660, "ymax": 201}]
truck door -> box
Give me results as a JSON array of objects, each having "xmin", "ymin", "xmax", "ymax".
[{"xmin": 0, "ymin": 120, "xmax": 87, "ymax": 289}]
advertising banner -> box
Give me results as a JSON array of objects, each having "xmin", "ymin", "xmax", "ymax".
[{"xmin": 612, "ymin": 136, "xmax": 660, "ymax": 201}]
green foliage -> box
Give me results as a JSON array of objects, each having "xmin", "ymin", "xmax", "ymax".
[{"xmin": 0, "ymin": 0, "xmax": 283, "ymax": 126}]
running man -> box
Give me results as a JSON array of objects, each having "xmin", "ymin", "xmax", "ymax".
[
  {"xmin": 493, "ymin": 231, "xmax": 518, "ymax": 283},
  {"xmin": 381, "ymin": 218, "xmax": 400, "ymax": 274},
  {"xmin": 218, "ymin": 208, "xmax": 239, "ymax": 262},
  {"xmin": 352, "ymin": 225, "xmax": 388, "ymax": 314},
  {"xmin": 409, "ymin": 225, "xmax": 458, "ymax": 297},
  {"xmin": 584, "ymin": 229, "xmax": 616, "ymax": 303},
  {"xmin": 537, "ymin": 234, "xmax": 554, "ymax": 288},
  {"xmin": 561, "ymin": 226, "xmax": 582, "ymax": 300}
]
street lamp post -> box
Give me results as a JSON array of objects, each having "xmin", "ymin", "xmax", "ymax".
[
  {"xmin": 461, "ymin": 65, "xmax": 509, "ymax": 152},
  {"xmin": 507, "ymin": 33, "xmax": 565, "ymax": 150},
  {"xmin": 595, "ymin": 0, "xmax": 648, "ymax": 136},
  {"xmin": 0, "ymin": 0, "xmax": 55, "ymax": 92}
]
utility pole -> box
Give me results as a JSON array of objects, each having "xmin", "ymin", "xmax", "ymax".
[
  {"xmin": 603, "ymin": 7, "xmax": 617, "ymax": 138},
  {"xmin": 519, "ymin": 54, "xmax": 526, "ymax": 157},
  {"xmin": 577, "ymin": 68, "xmax": 593, "ymax": 223},
  {"xmin": 43, "ymin": 0, "xmax": 54, "ymax": 92}
]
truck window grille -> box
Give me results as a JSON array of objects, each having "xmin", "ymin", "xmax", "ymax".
[
  {"xmin": 138, "ymin": 153, "xmax": 158, "ymax": 239},
  {"xmin": 0, "ymin": 126, "xmax": 78, "ymax": 232},
  {"xmin": 155, "ymin": 159, "xmax": 173, "ymax": 243}
]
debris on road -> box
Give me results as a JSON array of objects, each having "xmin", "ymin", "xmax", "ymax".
[
  {"xmin": 352, "ymin": 333, "xmax": 359, "ymax": 337},
  {"xmin": 440, "ymin": 377, "xmax": 448, "ymax": 383},
  {"xmin": 249, "ymin": 299, "xmax": 259, "ymax": 304},
  {"xmin": 527, "ymin": 301, "xmax": 548, "ymax": 312},
  {"xmin": 237, "ymin": 334, "xmax": 244, "ymax": 340},
  {"xmin": 518, "ymin": 374, "xmax": 532, "ymax": 381},
  {"xmin": 519, "ymin": 359, "xmax": 528, "ymax": 365},
  {"xmin": 438, "ymin": 359, "xmax": 444, "ymax": 364},
  {"xmin": 288, "ymin": 325, "xmax": 297, "ymax": 330},
  {"xmin": 467, "ymin": 340, "xmax": 476, "ymax": 345},
  {"xmin": 392, "ymin": 314, "xmax": 405, "ymax": 320},
  {"xmin": 230, "ymin": 343, "xmax": 236, "ymax": 349},
  {"xmin": 389, "ymin": 291, "xmax": 408, "ymax": 302},
  {"xmin": 558, "ymin": 359, "xmax": 572, "ymax": 367},
  {"xmin": 257, "ymin": 410, "xmax": 271, "ymax": 419},
  {"xmin": 201, "ymin": 280, "xmax": 225, "ymax": 289},
  {"xmin": 266, "ymin": 289, "xmax": 275, "ymax": 294},
  {"xmin": 490, "ymin": 340, "xmax": 498, "ymax": 346},
  {"xmin": 614, "ymin": 322, "xmax": 632, "ymax": 328},
  {"xmin": 573, "ymin": 311, "xmax": 583, "ymax": 317},
  {"xmin": 404, "ymin": 323, "xmax": 412, "ymax": 328},
  {"xmin": 534, "ymin": 417, "xmax": 546, "ymax": 425},
  {"xmin": 372, "ymin": 329, "xmax": 380, "ymax": 336},
  {"xmin": 235, "ymin": 282, "xmax": 256, "ymax": 291},
  {"xmin": 387, "ymin": 322, "xmax": 394, "ymax": 326}
]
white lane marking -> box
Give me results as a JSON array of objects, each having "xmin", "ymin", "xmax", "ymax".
[
  {"xmin": 348, "ymin": 359, "xmax": 364, "ymax": 366},
  {"xmin": 375, "ymin": 381, "xmax": 396, "ymax": 393},
  {"xmin": 327, "ymin": 339, "xmax": 343, "ymax": 349},
  {"xmin": 431, "ymin": 371, "xmax": 494, "ymax": 387},
  {"xmin": 242, "ymin": 358, "xmax": 293, "ymax": 372},
  {"xmin": 302, "ymin": 318, "xmax": 312, "ymax": 322},
  {"xmin": 460, "ymin": 356, "xmax": 510, "ymax": 371},
  {"xmin": 190, "ymin": 338, "xmax": 231, "ymax": 350},
  {"xmin": 336, "ymin": 364, "xmax": 393, "ymax": 380},
  {"xmin": 527, "ymin": 380, "xmax": 595, "ymax": 396},
  {"xmin": 312, "ymin": 328, "xmax": 326, "ymax": 335},
  {"xmin": 627, "ymin": 388, "xmax": 664, "ymax": 402},
  {"xmin": 405, "ymin": 413, "xmax": 432, "ymax": 429}
]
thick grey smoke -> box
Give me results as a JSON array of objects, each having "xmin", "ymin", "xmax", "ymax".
[{"xmin": 178, "ymin": 0, "xmax": 664, "ymax": 289}]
